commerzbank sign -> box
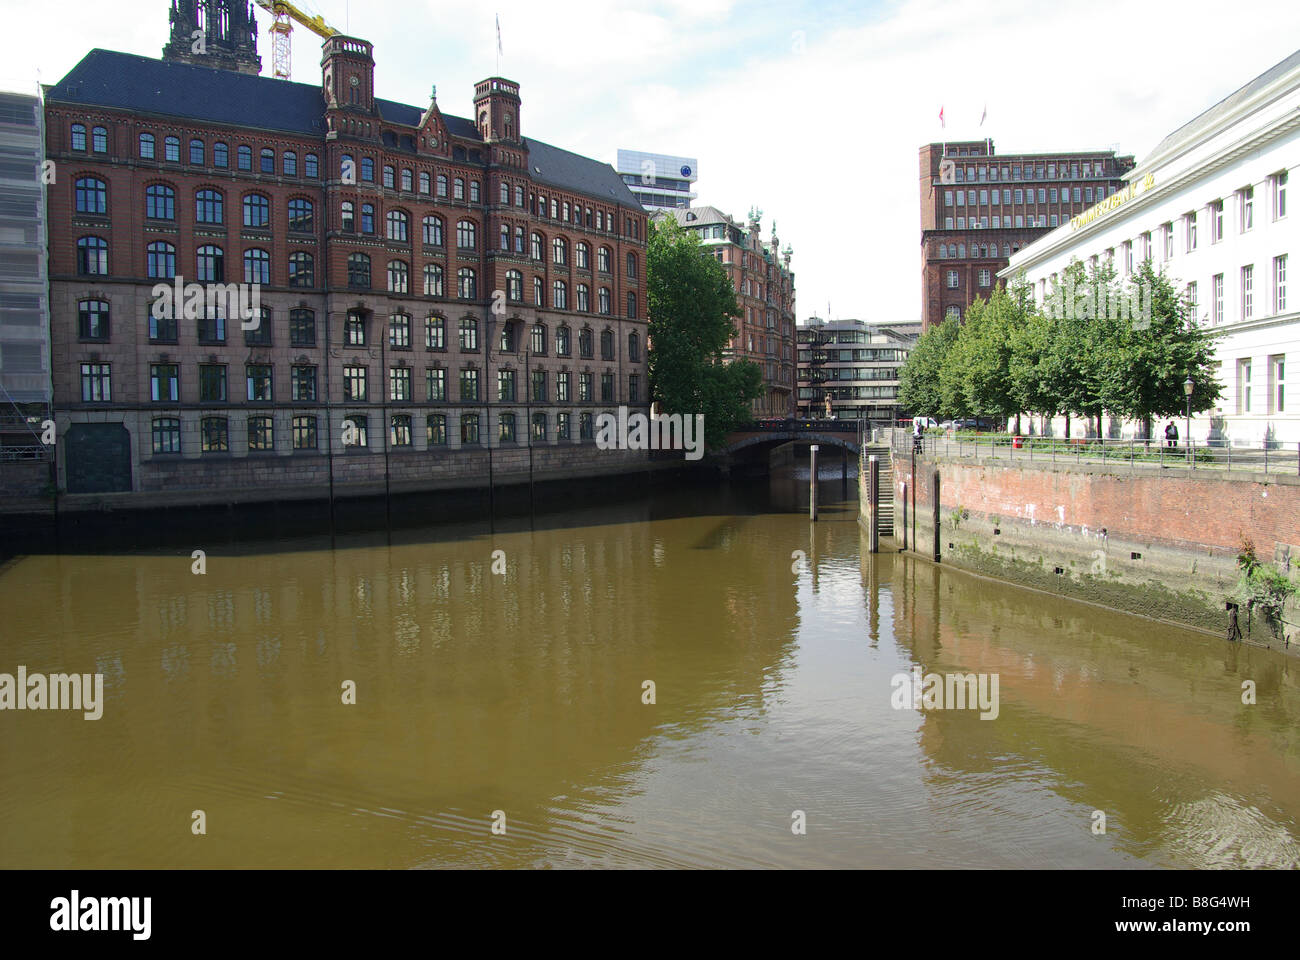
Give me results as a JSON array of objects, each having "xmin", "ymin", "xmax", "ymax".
[{"xmin": 1070, "ymin": 173, "xmax": 1156, "ymax": 230}]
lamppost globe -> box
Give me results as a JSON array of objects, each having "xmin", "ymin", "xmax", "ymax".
[
  {"xmin": 1183, "ymin": 376, "xmax": 1195, "ymax": 398},
  {"xmin": 1183, "ymin": 375, "xmax": 1194, "ymax": 465}
]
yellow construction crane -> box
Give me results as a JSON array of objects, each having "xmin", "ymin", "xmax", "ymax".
[{"xmin": 253, "ymin": 0, "xmax": 340, "ymax": 80}]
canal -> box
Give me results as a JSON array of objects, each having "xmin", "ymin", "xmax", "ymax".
[{"xmin": 1, "ymin": 467, "xmax": 1297, "ymax": 868}]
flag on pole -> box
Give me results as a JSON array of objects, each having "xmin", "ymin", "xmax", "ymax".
[
  {"xmin": 938, "ymin": 105, "xmax": 945, "ymax": 129},
  {"xmin": 496, "ymin": 14, "xmax": 503, "ymax": 55},
  {"xmin": 980, "ymin": 103, "xmax": 987, "ymax": 127}
]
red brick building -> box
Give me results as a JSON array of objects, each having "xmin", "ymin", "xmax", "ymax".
[
  {"xmin": 42, "ymin": 4, "xmax": 649, "ymax": 501},
  {"xmin": 658, "ymin": 205, "xmax": 796, "ymax": 417},
  {"xmin": 919, "ymin": 139, "xmax": 1135, "ymax": 331}
]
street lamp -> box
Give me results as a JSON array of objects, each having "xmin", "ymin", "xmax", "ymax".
[{"xmin": 1184, "ymin": 375, "xmax": 1194, "ymax": 465}]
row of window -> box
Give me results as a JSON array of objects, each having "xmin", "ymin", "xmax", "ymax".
[
  {"xmin": 944, "ymin": 214, "xmax": 1059, "ymax": 230},
  {"xmin": 946, "ymin": 268, "xmax": 995, "ymax": 289},
  {"xmin": 935, "ymin": 241, "xmax": 1021, "ymax": 260},
  {"xmin": 1233, "ymin": 355, "xmax": 1286, "ymax": 415},
  {"xmin": 945, "ymin": 186, "xmax": 1112, "ymax": 208},
  {"xmin": 1186, "ymin": 256, "xmax": 1288, "ymax": 326},
  {"xmin": 74, "ymin": 178, "xmax": 316, "ymax": 232},
  {"xmin": 139, "ymin": 408, "xmax": 629, "ymax": 455},
  {"xmin": 79, "ymin": 301, "xmax": 642, "ymax": 360},
  {"xmin": 68, "ymin": 123, "xmax": 321, "ymax": 178},
  {"xmin": 80, "ymin": 360, "xmax": 637, "ymax": 406},
  {"xmin": 943, "ymin": 158, "xmax": 1116, "ymax": 182}
]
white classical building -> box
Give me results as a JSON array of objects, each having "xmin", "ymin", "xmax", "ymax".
[{"xmin": 1001, "ymin": 49, "xmax": 1299, "ymax": 446}]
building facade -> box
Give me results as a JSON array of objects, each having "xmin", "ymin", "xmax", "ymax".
[
  {"xmin": 796, "ymin": 318, "xmax": 915, "ymax": 421},
  {"xmin": 41, "ymin": 3, "xmax": 650, "ymax": 503},
  {"xmin": 659, "ymin": 205, "xmax": 796, "ymax": 418},
  {"xmin": 615, "ymin": 149, "xmax": 698, "ymax": 211},
  {"xmin": 919, "ymin": 138, "xmax": 1135, "ymax": 331},
  {"xmin": 1002, "ymin": 49, "xmax": 1299, "ymax": 446}
]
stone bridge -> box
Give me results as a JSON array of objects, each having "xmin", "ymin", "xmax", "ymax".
[{"xmin": 719, "ymin": 419, "xmax": 862, "ymax": 457}]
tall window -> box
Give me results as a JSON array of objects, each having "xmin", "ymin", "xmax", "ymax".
[
  {"xmin": 1186, "ymin": 211, "xmax": 1198, "ymax": 251},
  {"xmin": 390, "ymin": 366, "xmax": 412, "ymax": 401},
  {"xmin": 506, "ymin": 269, "xmax": 523, "ymax": 302},
  {"xmin": 579, "ymin": 327, "xmax": 593, "ymax": 359},
  {"xmin": 361, "ymin": 204, "xmax": 375, "ymax": 234},
  {"xmin": 459, "ymin": 368, "xmax": 479, "ymax": 402},
  {"xmin": 459, "ymin": 317, "xmax": 478, "ymax": 351},
  {"xmin": 1238, "ymin": 358, "xmax": 1253, "ymax": 414},
  {"xmin": 288, "ymin": 251, "xmax": 314, "ymax": 287},
  {"xmin": 427, "ymin": 368, "xmax": 447, "ymax": 401},
  {"xmin": 499, "ymin": 413, "xmax": 515, "ymax": 443},
  {"xmin": 557, "ymin": 412, "xmax": 570, "ymax": 440},
  {"xmin": 553, "ymin": 280, "xmax": 567, "ymax": 310},
  {"xmin": 424, "ymin": 264, "xmax": 444, "ymax": 297},
  {"xmin": 576, "ymin": 242, "xmax": 589, "ymax": 269},
  {"xmin": 283, "ymin": 151, "xmax": 297, "ymax": 176},
  {"xmin": 531, "ymin": 232, "xmax": 543, "ymax": 260},
  {"xmin": 423, "ymin": 215, "xmax": 444, "ymax": 246},
  {"xmin": 289, "ymin": 308, "xmax": 316, "ymax": 346},
  {"xmin": 456, "ymin": 220, "xmax": 477, "ymax": 249},
  {"xmin": 1273, "ymin": 170, "xmax": 1288, "ymax": 220},
  {"xmin": 199, "ymin": 364, "xmax": 227, "ymax": 402},
  {"xmin": 145, "ymin": 183, "xmax": 174, "ymax": 220},
  {"xmin": 237, "ymin": 145, "xmax": 252, "ymax": 170},
  {"xmin": 1213, "ymin": 273, "xmax": 1225, "ymax": 325},
  {"xmin": 388, "ymin": 259, "xmax": 410, "ymax": 294},
  {"xmin": 260, "ymin": 148, "xmax": 275, "ymax": 173},
  {"xmin": 1271, "ymin": 355, "xmax": 1285, "ymax": 414},
  {"xmin": 460, "ymin": 413, "xmax": 480, "ymax": 445},
  {"xmin": 152, "ymin": 418, "xmax": 181, "ymax": 455},
  {"xmin": 1211, "ymin": 199, "xmax": 1224, "ymax": 243},
  {"xmin": 243, "ymin": 193, "xmax": 270, "ymax": 228},
  {"xmin": 497, "ymin": 369, "xmax": 515, "ymax": 402},
  {"xmin": 246, "ymin": 364, "xmax": 273, "ymax": 402},
  {"xmin": 291, "ymin": 366, "xmax": 316, "ymax": 401},
  {"xmin": 1242, "ymin": 264, "xmax": 1254, "ymax": 319},
  {"xmin": 389, "ymin": 313, "xmax": 411, "ymax": 349},
  {"xmin": 600, "ymin": 328, "xmax": 614, "ymax": 361},
  {"xmin": 556, "ymin": 371, "xmax": 570, "ymax": 402},
  {"xmin": 531, "ymin": 323, "xmax": 546, "ymax": 355},
  {"xmin": 80, "ymin": 363, "xmax": 111, "ymax": 402},
  {"xmin": 214, "ymin": 142, "xmax": 228, "ymax": 167},
  {"xmin": 196, "ymin": 188, "xmax": 223, "ymax": 224},
  {"xmin": 74, "ymin": 177, "xmax": 107, "ymax": 215},
  {"xmin": 458, "ymin": 267, "xmax": 477, "ymax": 299},
  {"xmin": 146, "ymin": 240, "xmax": 176, "ymax": 279},
  {"xmin": 532, "ymin": 370, "xmax": 547, "ymax": 403},
  {"xmin": 150, "ymin": 363, "xmax": 179, "ymax": 402},
  {"xmin": 77, "ymin": 236, "xmax": 108, "ymax": 275},
  {"xmin": 1274, "ymin": 255, "xmax": 1288, "ymax": 314},
  {"xmin": 454, "ymin": 177, "xmax": 465, "ymax": 200},
  {"xmin": 248, "ymin": 416, "xmax": 274, "ymax": 451},
  {"xmin": 553, "ymin": 237, "xmax": 567, "ymax": 265},
  {"xmin": 576, "ymin": 284, "xmax": 589, "ymax": 312},
  {"xmin": 304, "ymin": 153, "xmax": 318, "ymax": 178},
  {"xmin": 343, "ymin": 365, "xmax": 368, "ymax": 401},
  {"xmin": 626, "ymin": 253, "xmax": 637, "ymax": 278},
  {"xmin": 163, "ymin": 136, "xmax": 179, "ymax": 161},
  {"xmin": 288, "ymin": 198, "xmax": 313, "ymax": 232},
  {"xmin": 387, "ymin": 210, "xmax": 409, "ymax": 242},
  {"xmin": 200, "ymin": 418, "xmax": 229, "ymax": 453},
  {"xmin": 245, "ymin": 307, "xmax": 271, "ymax": 345},
  {"xmin": 344, "ymin": 312, "xmax": 368, "ymax": 348},
  {"xmin": 137, "ymin": 132, "xmax": 153, "ymax": 158},
  {"xmin": 436, "ymin": 174, "xmax": 448, "ymax": 198},
  {"xmin": 293, "ymin": 416, "xmax": 317, "ymax": 450},
  {"xmin": 628, "ymin": 332, "xmax": 640, "ymax": 362},
  {"xmin": 533, "ymin": 277, "xmax": 545, "ymax": 307},
  {"xmin": 390, "ymin": 415, "xmax": 413, "ymax": 447},
  {"xmin": 348, "ymin": 253, "xmax": 371, "ymax": 289},
  {"xmin": 189, "ymin": 139, "xmax": 205, "ymax": 165},
  {"xmin": 71, "ymin": 124, "xmax": 87, "ymax": 151},
  {"xmin": 78, "ymin": 300, "xmax": 109, "ymax": 340},
  {"xmin": 1240, "ymin": 185, "xmax": 1254, "ymax": 232},
  {"xmin": 556, "ymin": 325, "xmax": 571, "ymax": 356},
  {"xmin": 244, "ymin": 248, "xmax": 270, "ymax": 284},
  {"xmin": 627, "ymin": 292, "xmax": 637, "ymax": 319},
  {"xmin": 597, "ymin": 246, "xmax": 611, "ymax": 272},
  {"xmin": 598, "ymin": 288, "xmax": 611, "ymax": 315}
]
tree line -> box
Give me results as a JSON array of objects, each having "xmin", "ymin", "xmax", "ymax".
[{"xmin": 899, "ymin": 260, "xmax": 1223, "ymax": 436}]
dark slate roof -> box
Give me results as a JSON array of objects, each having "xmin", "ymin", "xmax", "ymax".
[
  {"xmin": 661, "ymin": 205, "xmax": 736, "ymax": 227},
  {"xmin": 48, "ymin": 48, "xmax": 640, "ymax": 209},
  {"xmin": 1143, "ymin": 46, "xmax": 1300, "ymax": 164}
]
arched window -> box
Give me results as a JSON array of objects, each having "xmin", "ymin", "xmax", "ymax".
[
  {"xmin": 78, "ymin": 299, "xmax": 110, "ymax": 340},
  {"xmin": 360, "ymin": 157, "xmax": 374, "ymax": 182},
  {"xmin": 237, "ymin": 145, "xmax": 252, "ymax": 170},
  {"xmin": 957, "ymin": 243, "xmax": 966, "ymax": 257},
  {"xmin": 244, "ymin": 248, "xmax": 271, "ymax": 285},
  {"xmin": 347, "ymin": 252, "xmax": 371, "ymax": 289},
  {"xmin": 499, "ymin": 182, "xmax": 510, "ymax": 204},
  {"xmin": 578, "ymin": 327, "xmax": 593, "ymax": 358},
  {"xmin": 386, "ymin": 209, "xmax": 409, "ymax": 242},
  {"xmin": 422, "ymin": 215, "xmax": 443, "ymax": 246},
  {"xmin": 576, "ymin": 242, "xmax": 589, "ymax": 269},
  {"xmin": 626, "ymin": 252, "xmax": 637, "ymax": 278},
  {"xmin": 243, "ymin": 192, "xmax": 270, "ymax": 228},
  {"xmin": 91, "ymin": 127, "xmax": 107, "ymax": 153},
  {"xmin": 530, "ymin": 232, "xmax": 543, "ymax": 260},
  {"xmin": 288, "ymin": 251, "xmax": 314, "ymax": 287},
  {"xmin": 453, "ymin": 177, "xmax": 465, "ymax": 200},
  {"xmin": 145, "ymin": 183, "xmax": 174, "ymax": 220},
  {"xmin": 597, "ymin": 246, "xmax": 611, "ymax": 272},
  {"xmin": 195, "ymin": 188, "xmax": 223, "ymax": 225},
  {"xmin": 137, "ymin": 132, "xmax": 153, "ymax": 158},
  {"xmin": 283, "ymin": 151, "xmax": 297, "ymax": 175},
  {"xmin": 74, "ymin": 176, "xmax": 107, "ymax": 215},
  {"xmin": 189, "ymin": 139, "xmax": 205, "ymax": 165},
  {"xmin": 600, "ymin": 329, "xmax": 614, "ymax": 360},
  {"xmin": 469, "ymin": 180, "xmax": 480, "ymax": 202},
  {"xmin": 456, "ymin": 219, "xmax": 476, "ymax": 249},
  {"xmin": 382, "ymin": 164, "xmax": 395, "ymax": 188},
  {"xmin": 556, "ymin": 325, "xmax": 571, "ymax": 356},
  {"xmin": 457, "ymin": 267, "xmax": 477, "ymax": 299},
  {"xmin": 401, "ymin": 168, "xmax": 413, "ymax": 191},
  {"xmin": 71, "ymin": 124, "xmax": 87, "ymax": 151},
  {"xmin": 938, "ymin": 243, "xmax": 948, "ymax": 258},
  {"xmin": 260, "ymin": 148, "xmax": 275, "ymax": 173},
  {"xmin": 553, "ymin": 280, "xmax": 567, "ymax": 310},
  {"xmin": 423, "ymin": 264, "xmax": 444, "ymax": 296},
  {"xmin": 436, "ymin": 174, "xmax": 448, "ymax": 197},
  {"xmin": 341, "ymin": 201, "xmax": 355, "ymax": 232},
  {"xmin": 628, "ymin": 332, "xmax": 640, "ymax": 363},
  {"xmin": 499, "ymin": 224, "xmax": 510, "ymax": 250},
  {"xmin": 196, "ymin": 244, "xmax": 224, "ymax": 282},
  {"xmin": 553, "ymin": 237, "xmax": 567, "ymax": 265},
  {"xmin": 77, "ymin": 236, "xmax": 108, "ymax": 275},
  {"xmin": 360, "ymin": 204, "xmax": 375, "ymax": 234},
  {"xmin": 304, "ymin": 153, "xmax": 318, "ymax": 178},
  {"xmin": 598, "ymin": 287, "xmax": 611, "ymax": 315},
  {"xmin": 288, "ymin": 198, "xmax": 313, "ymax": 232},
  {"xmin": 576, "ymin": 283, "xmax": 589, "ymax": 312},
  {"xmin": 533, "ymin": 277, "xmax": 544, "ymax": 307},
  {"xmin": 627, "ymin": 292, "xmax": 638, "ymax": 319},
  {"xmin": 419, "ymin": 171, "xmax": 430, "ymax": 194},
  {"xmin": 505, "ymin": 270, "xmax": 523, "ymax": 302},
  {"xmin": 387, "ymin": 259, "xmax": 409, "ymax": 294},
  {"xmin": 146, "ymin": 240, "xmax": 176, "ymax": 279},
  {"xmin": 213, "ymin": 142, "xmax": 228, "ymax": 167}
]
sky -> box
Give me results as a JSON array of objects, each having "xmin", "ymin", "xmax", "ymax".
[{"xmin": 8, "ymin": 0, "xmax": 1300, "ymax": 325}]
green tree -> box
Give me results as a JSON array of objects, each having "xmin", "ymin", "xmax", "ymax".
[
  {"xmin": 941, "ymin": 285, "xmax": 1027, "ymax": 427},
  {"xmin": 647, "ymin": 217, "xmax": 763, "ymax": 447},
  {"xmin": 898, "ymin": 316, "xmax": 958, "ymax": 419}
]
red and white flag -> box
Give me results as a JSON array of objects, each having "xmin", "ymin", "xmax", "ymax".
[{"xmin": 939, "ymin": 105, "xmax": 945, "ymax": 129}]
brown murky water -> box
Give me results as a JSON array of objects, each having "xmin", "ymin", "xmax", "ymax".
[{"xmin": 1, "ymin": 476, "xmax": 1297, "ymax": 868}]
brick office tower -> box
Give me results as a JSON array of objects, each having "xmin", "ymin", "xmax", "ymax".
[
  {"xmin": 44, "ymin": 16, "xmax": 649, "ymax": 503},
  {"xmin": 919, "ymin": 139, "xmax": 1135, "ymax": 331},
  {"xmin": 658, "ymin": 205, "xmax": 796, "ymax": 418}
]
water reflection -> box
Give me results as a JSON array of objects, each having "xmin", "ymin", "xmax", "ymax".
[{"xmin": 0, "ymin": 478, "xmax": 1295, "ymax": 868}]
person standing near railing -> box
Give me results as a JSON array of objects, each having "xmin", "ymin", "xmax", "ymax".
[{"xmin": 1165, "ymin": 421, "xmax": 1179, "ymax": 449}]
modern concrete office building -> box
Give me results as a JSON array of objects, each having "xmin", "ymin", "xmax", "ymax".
[
  {"xmin": 616, "ymin": 149, "xmax": 698, "ymax": 211},
  {"xmin": 795, "ymin": 318, "xmax": 915, "ymax": 422}
]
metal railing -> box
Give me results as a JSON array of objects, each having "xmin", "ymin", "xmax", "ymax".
[{"xmin": 893, "ymin": 431, "xmax": 1300, "ymax": 476}]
